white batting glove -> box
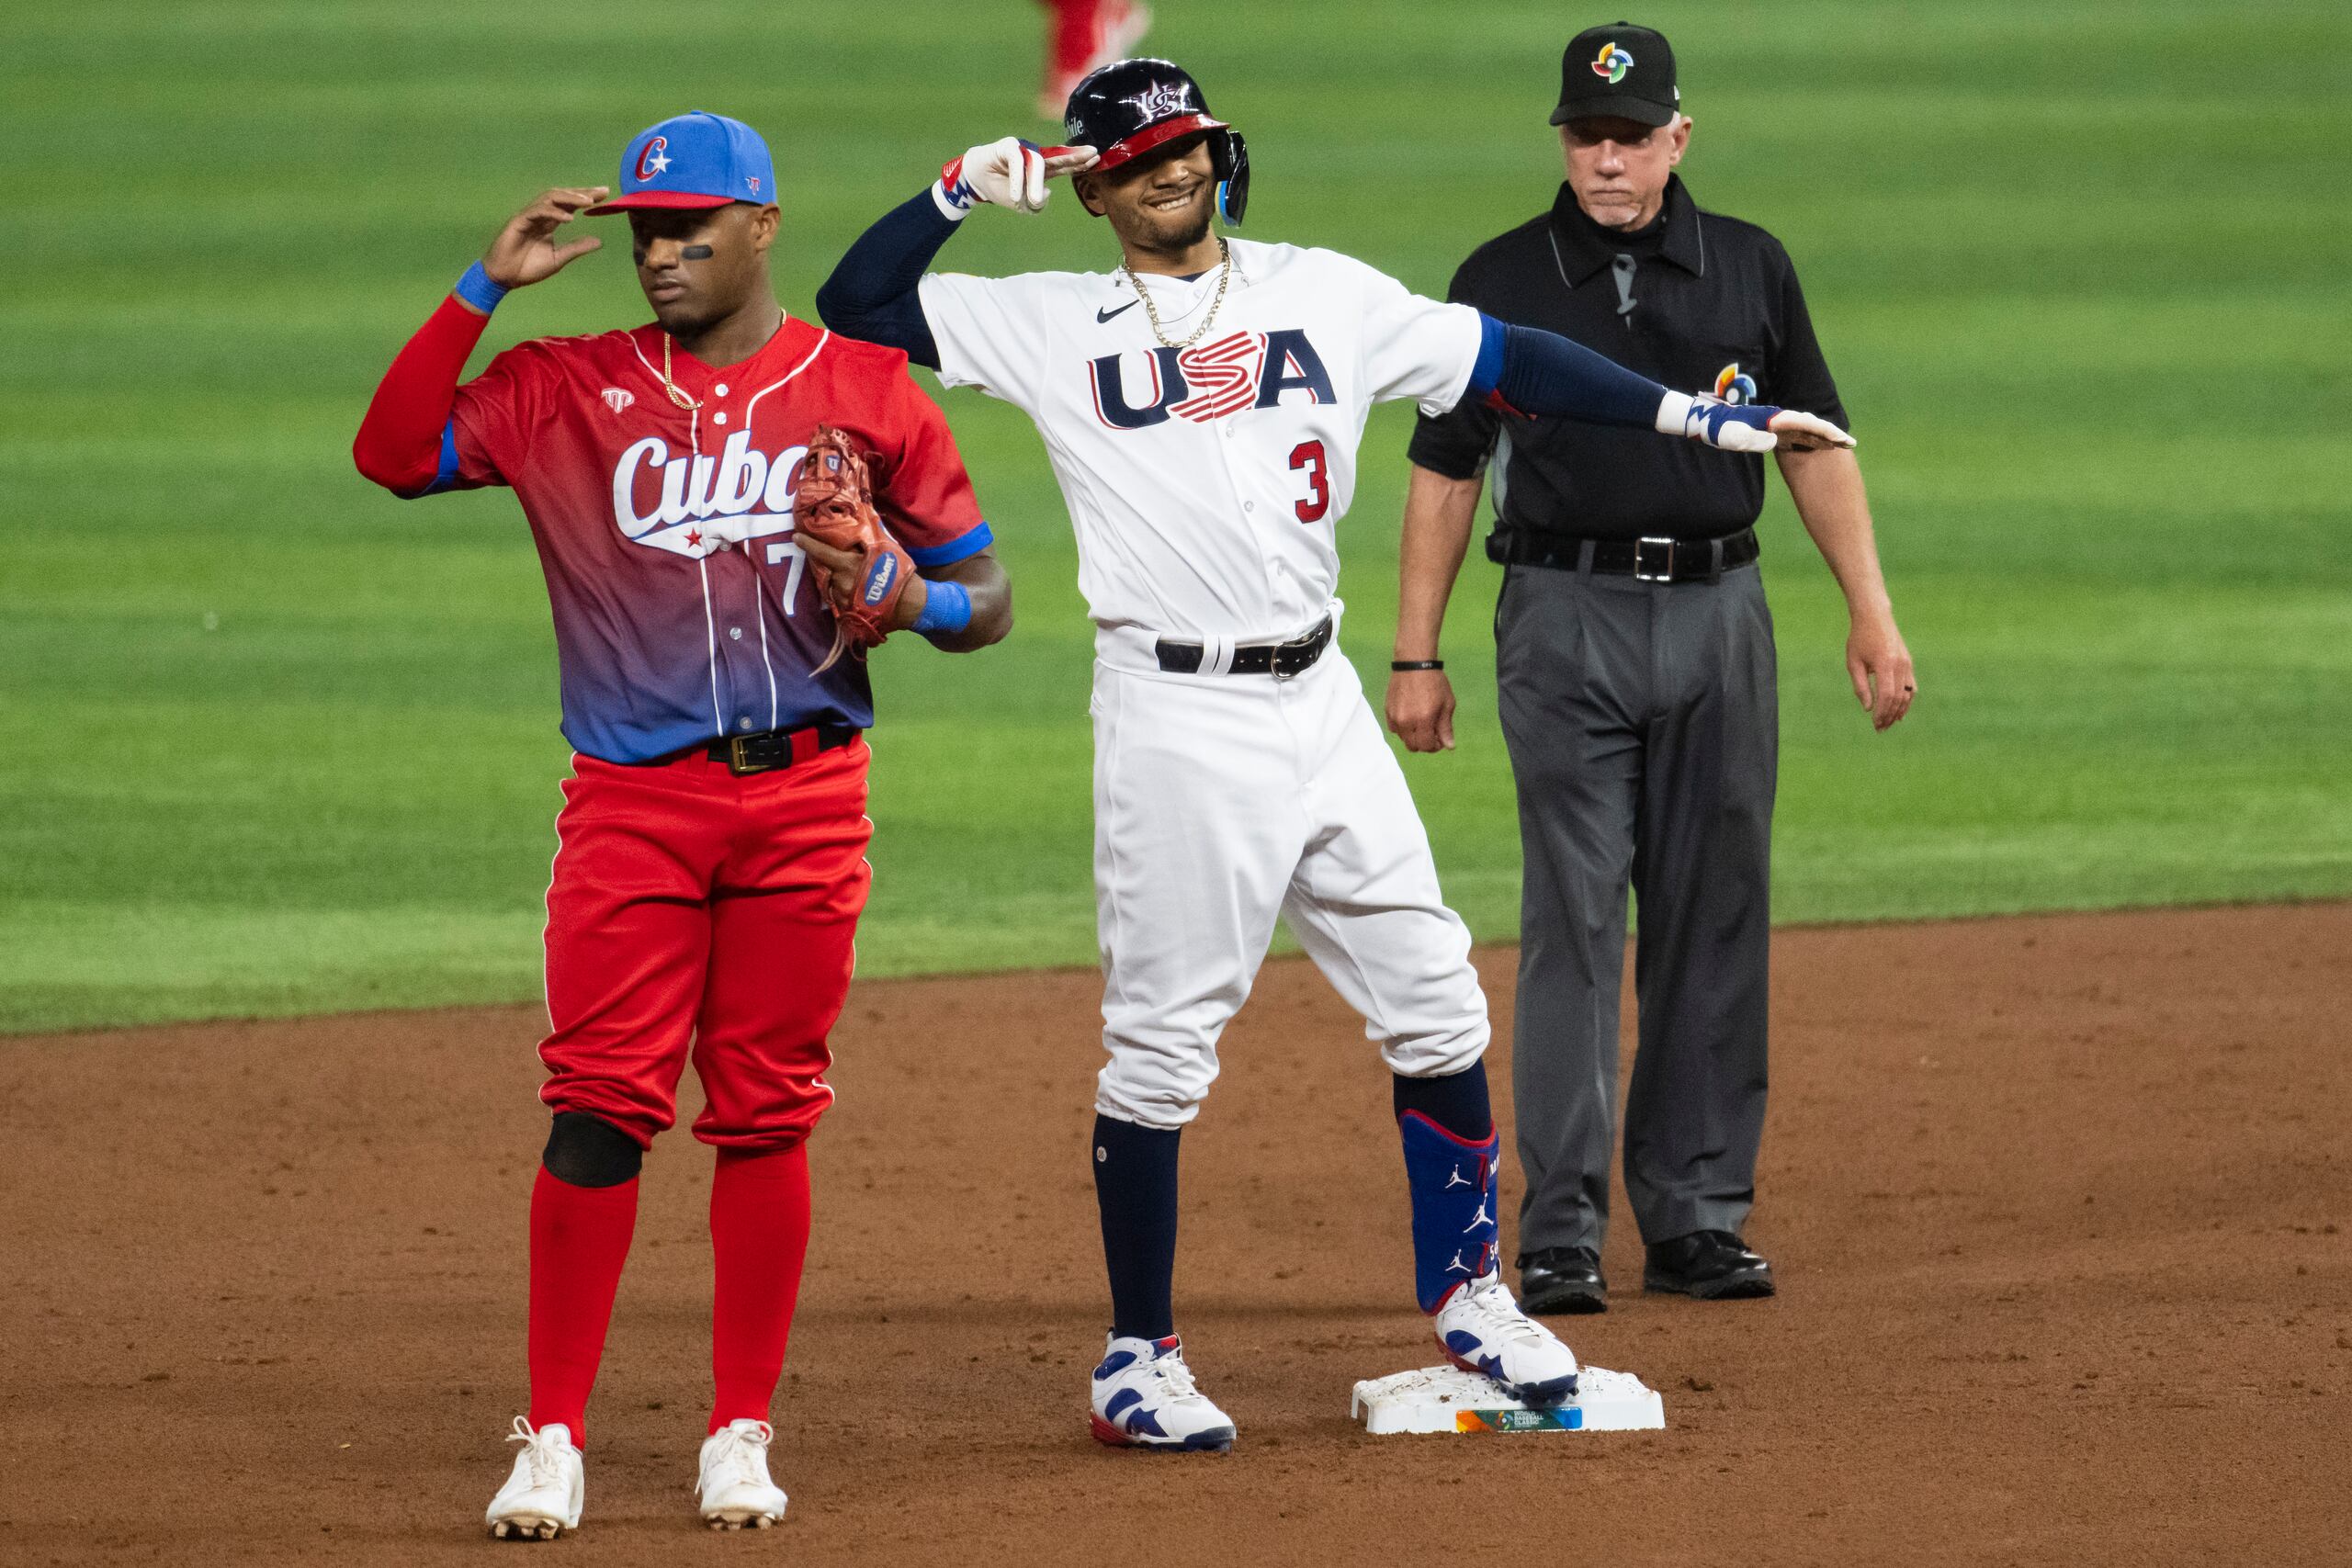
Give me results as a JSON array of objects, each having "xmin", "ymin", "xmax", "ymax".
[
  {"xmin": 1657, "ymin": 392, "xmax": 1856, "ymax": 453},
  {"xmin": 932, "ymin": 138, "xmax": 1099, "ymax": 219}
]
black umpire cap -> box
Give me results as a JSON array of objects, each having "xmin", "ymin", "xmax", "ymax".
[{"xmin": 1551, "ymin": 22, "xmax": 1679, "ymax": 127}]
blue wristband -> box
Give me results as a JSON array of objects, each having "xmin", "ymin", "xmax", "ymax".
[
  {"xmin": 453, "ymin": 261, "xmax": 509, "ymax": 315},
  {"xmin": 910, "ymin": 578, "xmax": 973, "ymax": 637}
]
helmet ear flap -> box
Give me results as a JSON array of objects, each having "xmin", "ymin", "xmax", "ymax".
[{"xmin": 1215, "ymin": 131, "xmax": 1250, "ymax": 226}]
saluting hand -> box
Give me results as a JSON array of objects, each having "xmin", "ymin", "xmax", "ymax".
[
  {"xmin": 481, "ymin": 187, "xmax": 611, "ymax": 289},
  {"xmin": 941, "ymin": 139, "xmax": 1100, "ymax": 214}
]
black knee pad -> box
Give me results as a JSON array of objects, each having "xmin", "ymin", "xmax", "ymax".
[{"xmin": 541, "ymin": 1111, "xmax": 643, "ymax": 1188}]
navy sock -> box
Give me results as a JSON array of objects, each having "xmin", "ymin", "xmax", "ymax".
[
  {"xmin": 1392, "ymin": 1063, "xmax": 1494, "ymax": 1142},
  {"xmin": 1091, "ymin": 1113, "xmax": 1181, "ymax": 1341}
]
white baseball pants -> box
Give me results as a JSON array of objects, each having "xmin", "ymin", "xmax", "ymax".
[{"xmin": 1089, "ymin": 635, "xmax": 1490, "ymax": 1129}]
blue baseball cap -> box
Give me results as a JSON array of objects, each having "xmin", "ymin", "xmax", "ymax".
[{"xmin": 584, "ymin": 111, "xmax": 777, "ymax": 214}]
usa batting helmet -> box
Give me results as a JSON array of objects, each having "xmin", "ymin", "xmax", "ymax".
[{"xmin": 1063, "ymin": 58, "xmax": 1250, "ymax": 226}]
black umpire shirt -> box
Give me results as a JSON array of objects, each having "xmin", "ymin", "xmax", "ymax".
[{"xmin": 1409, "ymin": 174, "xmax": 1846, "ymax": 542}]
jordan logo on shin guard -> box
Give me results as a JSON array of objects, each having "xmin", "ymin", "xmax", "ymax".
[{"xmin": 1398, "ymin": 1111, "xmax": 1500, "ymax": 1314}]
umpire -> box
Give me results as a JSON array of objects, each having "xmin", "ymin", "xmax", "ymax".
[{"xmin": 1388, "ymin": 21, "xmax": 1915, "ymax": 1312}]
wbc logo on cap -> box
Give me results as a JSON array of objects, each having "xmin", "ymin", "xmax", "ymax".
[{"xmin": 1591, "ymin": 41, "xmax": 1634, "ymax": 84}]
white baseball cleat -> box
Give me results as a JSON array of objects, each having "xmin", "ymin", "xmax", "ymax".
[
  {"xmin": 1434, "ymin": 1271, "xmax": 1581, "ymax": 1406},
  {"xmin": 484, "ymin": 1417, "xmax": 583, "ymax": 1540},
  {"xmin": 1088, "ymin": 1333, "xmax": 1237, "ymax": 1451},
  {"xmin": 696, "ymin": 1418, "xmax": 789, "ymax": 1530}
]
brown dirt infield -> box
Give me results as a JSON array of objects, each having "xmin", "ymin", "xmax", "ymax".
[{"xmin": 3, "ymin": 903, "xmax": 2348, "ymax": 1565}]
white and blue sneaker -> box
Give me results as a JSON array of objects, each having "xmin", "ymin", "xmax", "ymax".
[
  {"xmin": 1088, "ymin": 1333, "xmax": 1237, "ymax": 1451},
  {"xmin": 1434, "ymin": 1271, "xmax": 1581, "ymax": 1406}
]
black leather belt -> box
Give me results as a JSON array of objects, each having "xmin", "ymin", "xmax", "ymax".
[
  {"xmin": 1157, "ymin": 615, "xmax": 1334, "ymax": 678},
  {"xmin": 1487, "ymin": 526, "xmax": 1759, "ymax": 582},
  {"xmin": 694, "ymin": 722, "xmax": 860, "ymax": 775}
]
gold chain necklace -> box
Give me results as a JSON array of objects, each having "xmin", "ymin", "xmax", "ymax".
[
  {"xmin": 1125, "ymin": 238, "xmax": 1233, "ymax": 350},
  {"xmin": 660, "ymin": 333, "xmax": 702, "ymax": 412}
]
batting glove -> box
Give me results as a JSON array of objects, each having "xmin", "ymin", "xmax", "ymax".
[
  {"xmin": 1657, "ymin": 392, "xmax": 1856, "ymax": 454},
  {"xmin": 933, "ymin": 137, "xmax": 1098, "ymax": 219}
]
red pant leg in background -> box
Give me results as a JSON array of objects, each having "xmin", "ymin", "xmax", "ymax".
[
  {"xmin": 1043, "ymin": 0, "xmax": 1104, "ymax": 84},
  {"xmin": 538, "ymin": 741, "xmax": 873, "ymax": 1150}
]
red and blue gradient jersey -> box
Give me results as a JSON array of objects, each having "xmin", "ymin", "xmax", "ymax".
[{"xmin": 430, "ymin": 316, "xmax": 989, "ymax": 763}]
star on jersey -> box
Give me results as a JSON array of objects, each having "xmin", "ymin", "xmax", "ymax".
[{"xmin": 610, "ymin": 431, "xmax": 808, "ymax": 558}]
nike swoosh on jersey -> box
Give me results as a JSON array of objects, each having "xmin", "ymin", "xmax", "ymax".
[{"xmin": 1096, "ymin": 300, "xmax": 1140, "ymax": 323}]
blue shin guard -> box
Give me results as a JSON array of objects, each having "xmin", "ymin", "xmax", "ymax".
[{"xmin": 1398, "ymin": 1111, "xmax": 1501, "ymax": 1314}]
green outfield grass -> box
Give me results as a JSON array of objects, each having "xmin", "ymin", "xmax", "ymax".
[{"xmin": 3, "ymin": 0, "xmax": 2347, "ymax": 1031}]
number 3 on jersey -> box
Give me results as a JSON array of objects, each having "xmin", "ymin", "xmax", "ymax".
[{"xmin": 1288, "ymin": 440, "xmax": 1329, "ymax": 524}]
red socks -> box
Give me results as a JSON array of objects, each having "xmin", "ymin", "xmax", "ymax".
[
  {"xmin": 707, "ymin": 1144, "xmax": 813, "ymax": 1433},
  {"xmin": 524, "ymin": 1145, "xmax": 811, "ymax": 1442},
  {"xmin": 526, "ymin": 1167, "xmax": 639, "ymax": 1445}
]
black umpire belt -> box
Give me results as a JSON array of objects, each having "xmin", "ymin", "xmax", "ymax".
[
  {"xmin": 1157, "ymin": 615, "xmax": 1334, "ymax": 678},
  {"xmin": 1487, "ymin": 525, "xmax": 1759, "ymax": 582},
  {"xmin": 693, "ymin": 722, "xmax": 860, "ymax": 775}
]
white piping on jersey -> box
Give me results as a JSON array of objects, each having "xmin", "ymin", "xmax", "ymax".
[
  {"xmin": 625, "ymin": 319, "xmax": 831, "ymax": 736},
  {"xmin": 623, "ymin": 330, "xmax": 672, "ymax": 396},
  {"xmin": 732, "ymin": 323, "xmax": 826, "ymax": 722},
  {"xmin": 741, "ymin": 327, "xmax": 831, "ymax": 439},
  {"xmin": 687, "ymin": 401, "xmax": 725, "ymax": 734},
  {"xmin": 697, "ymin": 554, "xmax": 723, "ymax": 736},
  {"xmin": 757, "ymin": 592, "xmax": 778, "ymax": 728}
]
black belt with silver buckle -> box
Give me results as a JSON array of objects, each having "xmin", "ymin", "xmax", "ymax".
[
  {"xmin": 1156, "ymin": 615, "xmax": 1335, "ymax": 678},
  {"xmin": 700, "ymin": 723, "xmax": 860, "ymax": 776},
  {"xmin": 1487, "ymin": 526, "xmax": 1759, "ymax": 582}
]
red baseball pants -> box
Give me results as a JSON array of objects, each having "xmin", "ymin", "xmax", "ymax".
[{"xmin": 537, "ymin": 740, "xmax": 873, "ymax": 1152}]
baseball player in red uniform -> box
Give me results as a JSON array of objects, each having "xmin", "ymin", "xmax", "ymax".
[
  {"xmin": 1035, "ymin": 0, "xmax": 1151, "ymax": 118},
  {"xmin": 353, "ymin": 110, "xmax": 1009, "ymax": 1539}
]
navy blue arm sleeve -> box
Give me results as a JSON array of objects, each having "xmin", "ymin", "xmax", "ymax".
[
  {"xmin": 813, "ymin": 189, "xmax": 961, "ymax": 369},
  {"xmin": 1463, "ymin": 312, "xmax": 1668, "ymax": 430}
]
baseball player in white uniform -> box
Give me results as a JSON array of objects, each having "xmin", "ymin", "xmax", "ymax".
[{"xmin": 817, "ymin": 58, "xmax": 1851, "ymax": 1450}]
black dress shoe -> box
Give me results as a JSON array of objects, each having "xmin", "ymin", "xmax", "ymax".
[
  {"xmin": 1643, "ymin": 1231, "xmax": 1775, "ymax": 1300},
  {"xmin": 1518, "ymin": 1247, "xmax": 1608, "ymax": 1314}
]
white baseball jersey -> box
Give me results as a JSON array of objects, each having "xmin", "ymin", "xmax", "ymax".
[
  {"xmin": 914, "ymin": 234, "xmax": 1491, "ymax": 1128},
  {"xmin": 918, "ymin": 238, "xmax": 1482, "ymax": 645}
]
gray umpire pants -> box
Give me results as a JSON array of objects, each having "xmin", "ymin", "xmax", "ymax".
[{"xmin": 1495, "ymin": 553, "xmax": 1777, "ymax": 1255}]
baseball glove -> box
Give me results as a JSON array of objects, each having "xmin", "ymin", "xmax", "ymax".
[{"xmin": 794, "ymin": 424, "xmax": 915, "ymax": 671}]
